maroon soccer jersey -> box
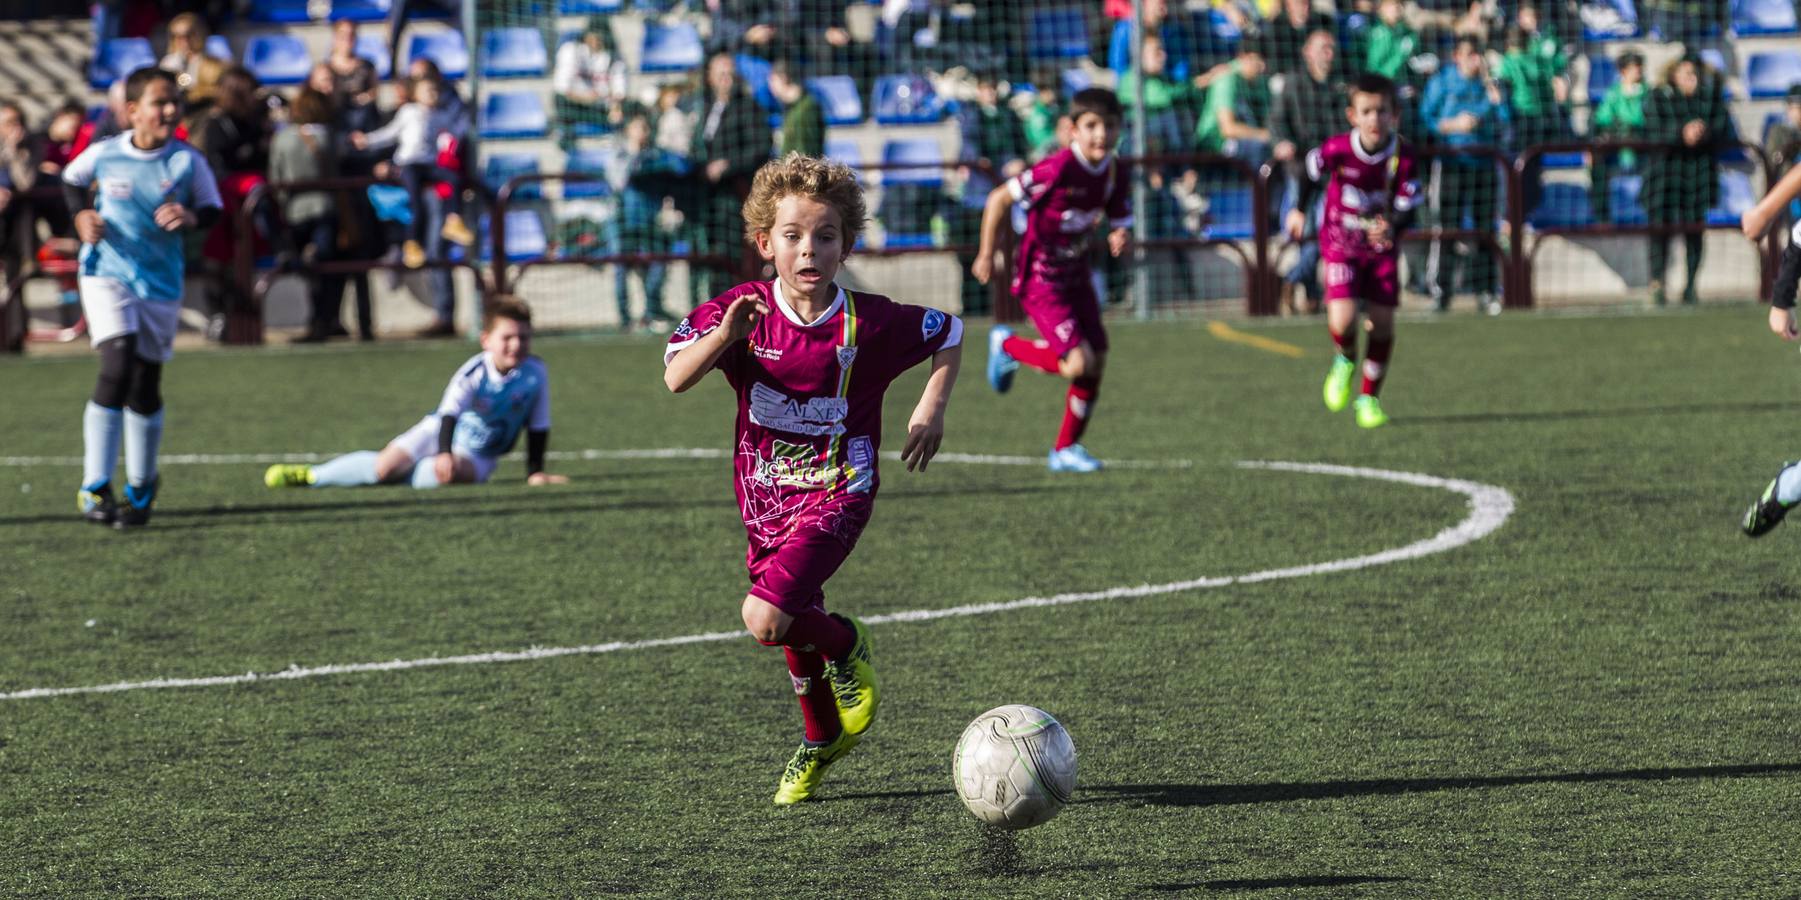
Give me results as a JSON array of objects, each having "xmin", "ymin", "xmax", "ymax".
[
  {"xmin": 665, "ymin": 280, "xmax": 963, "ymax": 551},
  {"xmin": 1006, "ymin": 147, "xmax": 1133, "ymax": 289},
  {"xmin": 1305, "ymin": 132, "xmax": 1422, "ymax": 263}
]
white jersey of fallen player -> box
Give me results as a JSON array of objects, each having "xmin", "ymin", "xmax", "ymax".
[{"xmin": 436, "ymin": 353, "xmax": 551, "ymax": 458}]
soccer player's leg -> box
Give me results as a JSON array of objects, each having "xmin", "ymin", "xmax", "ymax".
[
  {"xmin": 407, "ymin": 451, "xmax": 481, "ymax": 488},
  {"xmin": 1003, "ymin": 279, "xmax": 1078, "ymax": 379},
  {"xmin": 1322, "ymin": 261, "xmax": 1360, "ymax": 413},
  {"xmin": 1352, "ymin": 264, "xmax": 1400, "ymax": 430},
  {"xmin": 1048, "ymin": 339, "xmax": 1105, "ymax": 473},
  {"xmin": 76, "ymin": 278, "xmax": 138, "ymax": 525},
  {"xmin": 1743, "ymin": 461, "xmax": 1801, "ymax": 537}
]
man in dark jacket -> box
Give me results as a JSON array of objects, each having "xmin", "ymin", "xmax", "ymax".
[
  {"xmin": 1270, "ymin": 28, "xmax": 1345, "ymax": 313},
  {"xmin": 1643, "ymin": 53, "xmax": 1731, "ymax": 305},
  {"xmin": 690, "ymin": 51, "xmax": 774, "ymax": 304}
]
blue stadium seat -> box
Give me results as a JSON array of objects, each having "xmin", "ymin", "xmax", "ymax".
[
  {"xmin": 1541, "ymin": 152, "xmax": 1585, "ymax": 169},
  {"xmin": 498, "ymin": 210, "xmax": 548, "ymax": 262},
  {"xmin": 1203, "ymin": 189, "xmax": 1255, "ymax": 240},
  {"xmin": 1582, "ymin": 0, "xmax": 1639, "ymax": 40},
  {"xmin": 205, "ymin": 34, "xmax": 233, "ymax": 61},
  {"xmin": 1608, "ymin": 175, "xmax": 1649, "ymax": 225},
  {"xmin": 480, "ymin": 91, "xmax": 548, "ymax": 139},
  {"xmin": 485, "ymin": 153, "xmax": 542, "ymax": 200},
  {"xmin": 247, "ymin": 0, "xmax": 311, "ymax": 23},
  {"xmin": 356, "ymin": 33, "xmax": 392, "ymax": 79},
  {"xmin": 245, "ymin": 34, "xmax": 313, "ymax": 86},
  {"xmin": 881, "ymin": 139, "xmax": 944, "ymax": 186},
  {"xmin": 1587, "ymin": 54, "xmax": 1618, "ymax": 105},
  {"xmin": 1734, "ymin": 0, "xmax": 1799, "ymax": 33},
  {"xmin": 560, "ymin": 0, "xmax": 622, "ymax": 12},
  {"xmin": 807, "ymin": 75, "xmax": 864, "ymax": 125},
  {"xmin": 562, "ymin": 148, "xmax": 613, "ymax": 198},
  {"xmin": 730, "ymin": 53, "xmax": 779, "ymax": 111},
  {"xmin": 1061, "ymin": 67, "xmax": 1094, "ymax": 95},
  {"xmin": 1028, "ymin": 7, "xmax": 1090, "ymax": 59},
  {"xmin": 873, "ymin": 74, "xmax": 947, "ymax": 125},
  {"xmin": 1529, "ymin": 182, "xmax": 1594, "ymax": 228},
  {"xmin": 482, "ymin": 27, "xmax": 547, "ymax": 78},
  {"xmin": 330, "ymin": 0, "xmax": 390, "ymax": 20},
  {"xmin": 824, "ymin": 138, "xmax": 863, "ymax": 170},
  {"xmin": 640, "ymin": 22, "xmax": 703, "ymax": 73},
  {"xmin": 1747, "ymin": 50, "xmax": 1801, "ymax": 99},
  {"xmin": 1708, "ymin": 169, "xmax": 1754, "ymax": 226},
  {"xmin": 1699, "ymin": 47, "xmax": 1734, "ymax": 98},
  {"xmin": 407, "ymin": 30, "xmax": 468, "ymax": 80},
  {"xmin": 87, "ymin": 37, "xmax": 156, "ymax": 89}
]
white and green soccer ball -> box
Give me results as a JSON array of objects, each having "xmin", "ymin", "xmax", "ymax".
[{"xmin": 952, "ymin": 704, "xmax": 1077, "ymax": 830}]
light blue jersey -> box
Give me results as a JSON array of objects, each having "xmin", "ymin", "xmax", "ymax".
[
  {"xmin": 63, "ymin": 135, "xmax": 222, "ymax": 303},
  {"xmin": 437, "ymin": 353, "xmax": 552, "ymax": 458}
]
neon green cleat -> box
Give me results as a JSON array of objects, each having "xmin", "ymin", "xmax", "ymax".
[
  {"xmin": 773, "ymin": 729, "xmax": 861, "ymax": 805},
  {"xmin": 1323, "ymin": 355, "xmax": 1356, "ymax": 412},
  {"xmin": 1354, "ymin": 394, "xmax": 1390, "ymax": 429},
  {"xmin": 825, "ymin": 615, "xmax": 879, "ymax": 736},
  {"xmin": 264, "ymin": 464, "xmax": 315, "ymax": 488}
]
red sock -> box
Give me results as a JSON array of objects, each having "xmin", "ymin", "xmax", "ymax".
[
  {"xmin": 1055, "ymin": 376, "xmax": 1100, "ymax": 450},
  {"xmin": 1003, "ymin": 336, "xmax": 1063, "ymax": 374},
  {"xmin": 780, "ymin": 607, "xmax": 854, "ymax": 660},
  {"xmin": 1331, "ymin": 326, "xmax": 1358, "ymax": 360},
  {"xmin": 784, "ymin": 647, "xmax": 842, "ymax": 742},
  {"xmin": 1361, "ymin": 335, "xmax": 1394, "ymax": 396}
]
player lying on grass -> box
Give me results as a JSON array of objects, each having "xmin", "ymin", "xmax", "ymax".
[
  {"xmin": 664, "ymin": 153, "xmax": 963, "ymax": 804},
  {"xmin": 264, "ymin": 298, "xmax": 569, "ymax": 490},
  {"xmin": 973, "ymin": 87, "xmax": 1131, "ymax": 473},
  {"xmin": 1287, "ymin": 73, "xmax": 1421, "ymax": 430},
  {"xmin": 1738, "ymin": 165, "xmax": 1801, "ymax": 536}
]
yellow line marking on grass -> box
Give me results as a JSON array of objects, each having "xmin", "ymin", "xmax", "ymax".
[{"xmin": 1208, "ymin": 321, "xmax": 1306, "ymax": 358}]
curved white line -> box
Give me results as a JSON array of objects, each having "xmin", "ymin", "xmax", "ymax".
[{"xmin": 0, "ymin": 459, "xmax": 1513, "ymax": 701}]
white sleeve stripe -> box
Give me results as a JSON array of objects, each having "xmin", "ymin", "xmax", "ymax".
[
  {"xmin": 662, "ymin": 337, "xmax": 699, "ymax": 366},
  {"xmin": 941, "ymin": 316, "xmax": 964, "ymax": 350},
  {"xmin": 1005, "ymin": 177, "xmax": 1026, "ymax": 203},
  {"xmin": 1305, "ymin": 148, "xmax": 1324, "ymax": 182}
]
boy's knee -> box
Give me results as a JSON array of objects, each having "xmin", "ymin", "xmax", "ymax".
[{"xmin": 740, "ymin": 596, "xmax": 788, "ymax": 644}]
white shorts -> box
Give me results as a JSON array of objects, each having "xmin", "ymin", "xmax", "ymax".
[
  {"xmin": 80, "ymin": 277, "xmax": 181, "ymax": 363},
  {"xmin": 388, "ymin": 416, "xmax": 500, "ymax": 484}
]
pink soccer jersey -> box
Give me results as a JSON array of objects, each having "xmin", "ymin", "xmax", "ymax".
[
  {"xmin": 1305, "ymin": 132, "xmax": 1422, "ymax": 263},
  {"xmin": 1006, "ymin": 147, "xmax": 1133, "ymax": 289},
  {"xmin": 665, "ymin": 280, "xmax": 964, "ymax": 552}
]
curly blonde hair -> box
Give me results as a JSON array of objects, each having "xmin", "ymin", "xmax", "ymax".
[{"xmin": 742, "ymin": 153, "xmax": 867, "ymax": 248}]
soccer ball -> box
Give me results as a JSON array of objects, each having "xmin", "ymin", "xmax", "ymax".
[{"xmin": 952, "ymin": 704, "xmax": 1077, "ymax": 830}]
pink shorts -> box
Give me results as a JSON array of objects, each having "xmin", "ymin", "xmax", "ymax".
[
  {"xmin": 1323, "ymin": 253, "xmax": 1400, "ymax": 307},
  {"xmin": 1017, "ymin": 273, "xmax": 1109, "ymax": 357},
  {"xmin": 744, "ymin": 502, "xmax": 871, "ymax": 615}
]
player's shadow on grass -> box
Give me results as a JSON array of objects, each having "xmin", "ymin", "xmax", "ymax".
[
  {"xmin": 1083, "ymin": 761, "xmax": 1801, "ymax": 808},
  {"xmin": 1400, "ymin": 400, "xmax": 1800, "ymax": 427},
  {"xmin": 1149, "ymin": 875, "xmax": 1407, "ymax": 892}
]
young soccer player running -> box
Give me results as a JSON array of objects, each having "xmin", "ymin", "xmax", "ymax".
[
  {"xmin": 64, "ymin": 67, "xmax": 223, "ymax": 529},
  {"xmin": 263, "ymin": 299, "xmax": 569, "ymax": 490},
  {"xmin": 1287, "ymin": 74, "xmax": 1422, "ymax": 429},
  {"xmin": 1736, "ymin": 164, "xmax": 1801, "ymax": 535},
  {"xmin": 973, "ymin": 87, "xmax": 1132, "ymax": 473},
  {"xmin": 664, "ymin": 153, "xmax": 963, "ymax": 804}
]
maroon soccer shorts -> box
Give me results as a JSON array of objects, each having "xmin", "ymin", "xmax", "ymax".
[
  {"xmin": 1019, "ymin": 273, "xmax": 1110, "ymax": 357},
  {"xmin": 744, "ymin": 503, "xmax": 871, "ymax": 615},
  {"xmin": 1323, "ymin": 253, "xmax": 1400, "ymax": 307}
]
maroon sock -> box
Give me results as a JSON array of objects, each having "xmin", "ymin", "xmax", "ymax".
[
  {"xmin": 1361, "ymin": 335, "xmax": 1394, "ymax": 396},
  {"xmin": 1054, "ymin": 376, "xmax": 1100, "ymax": 450},
  {"xmin": 1331, "ymin": 325, "xmax": 1358, "ymax": 360},
  {"xmin": 1003, "ymin": 336, "xmax": 1063, "ymax": 374},
  {"xmin": 781, "ymin": 607, "xmax": 855, "ymax": 660},
  {"xmin": 784, "ymin": 647, "xmax": 842, "ymax": 742}
]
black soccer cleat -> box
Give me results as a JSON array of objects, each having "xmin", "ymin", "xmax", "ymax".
[
  {"xmin": 114, "ymin": 476, "xmax": 158, "ymax": 530},
  {"xmin": 1742, "ymin": 463, "xmax": 1796, "ymax": 538},
  {"xmin": 77, "ymin": 482, "xmax": 117, "ymax": 526}
]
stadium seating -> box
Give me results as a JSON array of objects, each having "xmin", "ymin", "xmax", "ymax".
[
  {"xmin": 1028, "ymin": 6, "xmax": 1090, "ymax": 60},
  {"xmin": 1203, "ymin": 188, "xmax": 1255, "ymax": 240},
  {"xmin": 482, "ymin": 27, "xmax": 548, "ymax": 78},
  {"xmin": 640, "ymin": 22, "xmax": 704, "ymax": 73},
  {"xmin": 330, "ymin": 0, "xmax": 391, "ymax": 21},
  {"xmin": 1587, "ymin": 54, "xmax": 1618, "ymax": 105},
  {"xmin": 1607, "ymin": 175, "xmax": 1650, "ymax": 225},
  {"xmin": 1733, "ymin": 0, "xmax": 1799, "ymax": 34},
  {"xmin": 1541, "ymin": 152, "xmax": 1586, "ymax": 169},
  {"xmin": 559, "ymin": 0, "xmax": 622, "ymax": 12},
  {"xmin": 245, "ymin": 34, "xmax": 314, "ymax": 86},
  {"xmin": 881, "ymin": 139, "xmax": 944, "ymax": 185},
  {"xmin": 87, "ymin": 37, "xmax": 155, "ymax": 89},
  {"xmin": 824, "ymin": 138, "xmax": 863, "ymax": 171},
  {"xmin": 734, "ymin": 53, "xmax": 780, "ymax": 111},
  {"xmin": 1529, "ymin": 182, "xmax": 1595, "ymax": 228},
  {"xmin": 1061, "ymin": 67, "xmax": 1095, "ymax": 96},
  {"xmin": 480, "ymin": 91, "xmax": 548, "ymax": 139},
  {"xmin": 1747, "ymin": 49, "xmax": 1801, "ymax": 99},
  {"xmin": 357, "ymin": 33, "xmax": 392, "ymax": 79},
  {"xmin": 247, "ymin": 0, "xmax": 311, "ymax": 23},
  {"xmin": 1708, "ymin": 169, "xmax": 1754, "ymax": 225},
  {"xmin": 407, "ymin": 30, "xmax": 469, "ymax": 80},
  {"xmin": 873, "ymin": 74, "xmax": 947, "ymax": 125},
  {"xmin": 488, "ymin": 209, "xmax": 548, "ymax": 262},
  {"xmin": 206, "ymin": 35, "xmax": 233, "ymax": 61},
  {"xmin": 807, "ymin": 76, "xmax": 864, "ymax": 125},
  {"xmin": 562, "ymin": 148, "xmax": 612, "ymax": 198},
  {"xmin": 485, "ymin": 152, "xmax": 542, "ymax": 201},
  {"xmin": 1581, "ymin": 0, "xmax": 1640, "ymax": 40}
]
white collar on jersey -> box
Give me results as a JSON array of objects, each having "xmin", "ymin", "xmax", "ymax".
[
  {"xmin": 771, "ymin": 279, "xmax": 846, "ymax": 328},
  {"xmin": 481, "ymin": 352, "xmax": 515, "ymax": 381},
  {"xmin": 1351, "ymin": 132, "xmax": 1396, "ymax": 164},
  {"xmin": 115, "ymin": 133, "xmax": 175, "ymax": 160},
  {"xmin": 1071, "ymin": 147, "xmax": 1112, "ymax": 175}
]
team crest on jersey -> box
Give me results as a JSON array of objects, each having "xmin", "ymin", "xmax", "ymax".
[
  {"xmin": 836, "ymin": 346, "xmax": 858, "ymax": 369},
  {"xmin": 672, "ymin": 318, "xmax": 694, "ymax": 339},
  {"xmin": 921, "ymin": 309, "xmax": 945, "ymax": 342}
]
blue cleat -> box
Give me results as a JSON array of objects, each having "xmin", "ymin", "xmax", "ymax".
[
  {"xmin": 1047, "ymin": 444, "xmax": 1103, "ymax": 473},
  {"xmin": 115, "ymin": 476, "xmax": 158, "ymax": 530},
  {"xmin": 987, "ymin": 326, "xmax": 1018, "ymax": 394}
]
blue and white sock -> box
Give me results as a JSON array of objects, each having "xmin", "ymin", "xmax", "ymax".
[
  {"xmin": 82, "ymin": 401, "xmax": 123, "ymax": 490},
  {"xmin": 310, "ymin": 451, "xmax": 381, "ymax": 487},
  {"xmin": 123, "ymin": 408, "xmax": 164, "ymax": 490},
  {"xmin": 1778, "ymin": 463, "xmax": 1801, "ymax": 506}
]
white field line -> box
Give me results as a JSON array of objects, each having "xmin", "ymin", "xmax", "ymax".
[{"xmin": 0, "ymin": 458, "xmax": 1513, "ymax": 702}]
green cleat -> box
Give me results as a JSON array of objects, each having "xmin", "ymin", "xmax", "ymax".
[
  {"xmin": 825, "ymin": 614, "xmax": 879, "ymax": 736},
  {"xmin": 1743, "ymin": 463, "xmax": 1798, "ymax": 538},
  {"xmin": 773, "ymin": 729, "xmax": 861, "ymax": 805},
  {"xmin": 1323, "ymin": 355, "xmax": 1356, "ymax": 412},
  {"xmin": 1354, "ymin": 394, "xmax": 1390, "ymax": 429},
  {"xmin": 264, "ymin": 463, "xmax": 315, "ymax": 488}
]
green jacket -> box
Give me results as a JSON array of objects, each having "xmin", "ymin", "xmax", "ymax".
[
  {"xmin": 1021, "ymin": 97, "xmax": 1061, "ymax": 158},
  {"xmin": 1196, "ymin": 61, "xmax": 1269, "ymax": 153},
  {"xmin": 780, "ymin": 91, "xmax": 825, "ymax": 159},
  {"xmin": 1496, "ymin": 47, "xmax": 1559, "ymax": 118},
  {"xmin": 1117, "ymin": 69, "xmax": 1194, "ymax": 112},
  {"xmin": 1593, "ymin": 81, "xmax": 1646, "ymax": 168},
  {"xmin": 1362, "ymin": 21, "xmax": 1417, "ymax": 80}
]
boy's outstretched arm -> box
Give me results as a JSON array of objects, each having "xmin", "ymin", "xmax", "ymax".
[
  {"xmin": 901, "ymin": 343, "xmax": 962, "ymax": 472},
  {"xmin": 1745, "ymin": 164, "xmax": 1801, "ymax": 241},
  {"xmin": 664, "ymin": 294, "xmax": 767, "ymax": 393},
  {"xmin": 971, "ymin": 184, "xmax": 1015, "ymax": 285},
  {"xmin": 525, "ymin": 430, "xmax": 568, "ymax": 485}
]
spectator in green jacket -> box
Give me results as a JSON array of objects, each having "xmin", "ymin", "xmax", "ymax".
[
  {"xmin": 1197, "ymin": 38, "xmax": 1272, "ymax": 163},
  {"xmin": 1362, "ymin": 0, "xmax": 1417, "ymax": 80},
  {"xmin": 1497, "ymin": 12, "xmax": 1569, "ymax": 217},
  {"xmin": 769, "ymin": 61, "xmax": 824, "ymax": 158},
  {"xmin": 1589, "ymin": 50, "xmax": 1645, "ymax": 223}
]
